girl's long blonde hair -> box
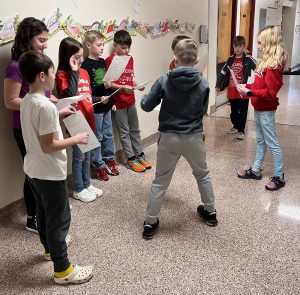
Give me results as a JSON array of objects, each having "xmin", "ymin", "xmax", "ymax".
[{"xmin": 257, "ymin": 26, "xmax": 287, "ymax": 72}]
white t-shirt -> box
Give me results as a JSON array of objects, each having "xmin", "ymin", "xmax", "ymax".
[{"xmin": 20, "ymin": 93, "xmax": 67, "ymax": 180}]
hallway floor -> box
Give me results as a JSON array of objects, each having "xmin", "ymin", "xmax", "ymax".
[{"xmin": 0, "ymin": 76, "xmax": 299, "ymax": 294}]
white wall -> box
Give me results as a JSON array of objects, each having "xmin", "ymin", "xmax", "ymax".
[
  {"xmin": 291, "ymin": 0, "xmax": 300, "ymax": 67},
  {"xmin": 0, "ymin": 0, "xmax": 214, "ymax": 209},
  {"xmin": 252, "ymin": 0, "xmax": 283, "ymax": 58}
]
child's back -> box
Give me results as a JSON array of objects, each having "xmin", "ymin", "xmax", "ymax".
[{"xmin": 142, "ymin": 67, "xmax": 209, "ymax": 133}]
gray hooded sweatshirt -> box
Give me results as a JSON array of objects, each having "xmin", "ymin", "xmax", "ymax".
[{"xmin": 141, "ymin": 67, "xmax": 210, "ymax": 133}]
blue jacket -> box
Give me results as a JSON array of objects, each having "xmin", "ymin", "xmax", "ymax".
[{"xmin": 141, "ymin": 67, "xmax": 209, "ymax": 133}]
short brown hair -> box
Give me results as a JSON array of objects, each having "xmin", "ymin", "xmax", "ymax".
[
  {"xmin": 171, "ymin": 35, "xmax": 190, "ymax": 51},
  {"xmin": 174, "ymin": 39, "xmax": 198, "ymax": 66},
  {"xmin": 19, "ymin": 51, "xmax": 53, "ymax": 84},
  {"xmin": 233, "ymin": 36, "xmax": 246, "ymax": 46}
]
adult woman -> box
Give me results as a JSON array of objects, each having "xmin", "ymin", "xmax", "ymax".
[{"xmin": 4, "ymin": 17, "xmax": 55, "ymax": 232}]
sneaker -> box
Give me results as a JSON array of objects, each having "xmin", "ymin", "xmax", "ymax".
[
  {"xmin": 105, "ymin": 160, "xmax": 120, "ymax": 176},
  {"xmin": 126, "ymin": 159, "xmax": 146, "ymax": 173},
  {"xmin": 197, "ymin": 205, "xmax": 218, "ymax": 226},
  {"xmin": 26, "ymin": 216, "xmax": 38, "ymax": 234},
  {"xmin": 73, "ymin": 189, "xmax": 96, "ymax": 203},
  {"xmin": 137, "ymin": 154, "xmax": 152, "ymax": 169},
  {"xmin": 86, "ymin": 185, "xmax": 103, "ymax": 198},
  {"xmin": 97, "ymin": 168, "xmax": 109, "ymax": 181},
  {"xmin": 237, "ymin": 167, "xmax": 262, "ymax": 180},
  {"xmin": 227, "ymin": 127, "xmax": 238, "ymax": 134},
  {"xmin": 43, "ymin": 234, "xmax": 73, "ymax": 261},
  {"xmin": 54, "ymin": 264, "xmax": 93, "ymax": 285},
  {"xmin": 237, "ymin": 132, "xmax": 245, "ymax": 140},
  {"xmin": 265, "ymin": 174, "xmax": 285, "ymax": 191},
  {"xmin": 142, "ymin": 219, "xmax": 160, "ymax": 239}
]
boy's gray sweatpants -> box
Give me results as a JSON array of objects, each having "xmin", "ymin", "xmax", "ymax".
[
  {"xmin": 114, "ymin": 104, "xmax": 143, "ymax": 159},
  {"xmin": 145, "ymin": 132, "xmax": 216, "ymax": 224}
]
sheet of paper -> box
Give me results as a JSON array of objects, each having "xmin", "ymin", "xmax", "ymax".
[
  {"xmin": 63, "ymin": 111, "xmax": 100, "ymax": 153},
  {"xmin": 247, "ymin": 69, "xmax": 255, "ymax": 84},
  {"xmin": 228, "ymin": 66, "xmax": 242, "ymax": 98},
  {"xmin": 103, "ymin": 55, "xmax": 131, "ymax": 82},
  {"xmin": 133, "ymin": 80, "xmax": 151, "ymax": 90},
  {"xmin": 56, "ymin": 95, "xmax": 89, "ymax": 110},
  {"xmin": 154, "ymin": 103, "xmax": 161, "ymax": 111},
  {"xmin": 91, "ymin": 88, "xmax": 121, "ymax": 106}
]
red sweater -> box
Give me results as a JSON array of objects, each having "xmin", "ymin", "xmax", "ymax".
[{"xmin": 247, "ymin": 67, "xmax": 283, "ymax": 111}]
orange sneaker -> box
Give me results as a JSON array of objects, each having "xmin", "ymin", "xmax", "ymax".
[
  {"xmin": 137, "ymin": 154, "xmax": 152, "ymax": 169},
  {"xmin": 126, "ymin": 159, "xmax": 146, "ymax": 173}
]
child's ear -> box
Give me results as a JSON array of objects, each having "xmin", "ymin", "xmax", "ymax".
[
  {"xmin": 86, "ymin": 42, "xmax": 91, "ymax": 49},
  {"xmin": 174, "ymin": 55, "xmax": 178, "ymax": 65},
  {"xmin": 194, "ymin": 57, "xmax": 199, "ymax": 66},
  {"xmin": 38, "ymin": 72, "xmax": 45, "ymax": 82}
]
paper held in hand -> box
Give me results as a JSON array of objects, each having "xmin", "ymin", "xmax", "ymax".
[
  {"xmin": 133, "ymin": 80, "xmax": 151, "ymax": 90},
  {"xmin": 56, "ymin": 94, "xmax": 90, "ymax": 110},
  {"xmin": 63, "ymin": 111, "xmax": 100, "ymax": 153},
  {"xmin": 91, "ymin": 88, "xmax": 121, "ymax": 106},
  {"xmin": 227, "ymin": 66, "xmax": 242, "ymax": 98},
  {"xmin": 103, "ymin": 55, "xmax": 131, "ymax": 82}
]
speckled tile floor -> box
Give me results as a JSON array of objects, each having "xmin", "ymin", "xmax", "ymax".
[{"xmin": 0, "ymin": 75, "xmax": 300, "ymax": 294}]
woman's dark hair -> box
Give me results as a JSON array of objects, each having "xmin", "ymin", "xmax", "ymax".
[
  {"xmin": 57, "ymin": 37, "xmax": 82, "ymax": 71},
  {"xmin": 11, "ymin": 17, "xmax": 48, "ymax": 61},
  {"xmin": 19, "ymin": 51, "xmax": 54, "ymax": 84}
]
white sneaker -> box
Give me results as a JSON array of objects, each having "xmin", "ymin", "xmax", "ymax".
[
  {"xmin": 227, "ymin": 127, "xmax": 238, "ymax": 134},
  {"xmin": 73, "ymin": 189, "xmax": 96, "ymax": 203},
  {"xmin": 237, "ymin": 132, "xmax": 245, "ymax": 140},
  {"xmin": 86, "ymin": 185, "xmax": 103, "ymax": 198}
]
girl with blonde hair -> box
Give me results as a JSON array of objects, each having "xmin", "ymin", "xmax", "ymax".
[{"xmin": 236, "ymin": 26, "xmax": 286, "ymax": 191}]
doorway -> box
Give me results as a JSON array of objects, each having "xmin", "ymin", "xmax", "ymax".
[{"xmin": 216, "ymin": 0, "xmax": 255, "ymax": 107}]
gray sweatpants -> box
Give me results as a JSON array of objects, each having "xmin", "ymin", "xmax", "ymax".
[
  {"xmin": 145, "ymin": 132, "xmax": 216, "ymax": 224},
  {"xmin": 114, "ymin": 104, "xmax": 143, "ymax": 159}
]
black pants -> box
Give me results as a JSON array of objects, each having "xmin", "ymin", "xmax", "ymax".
[
  {"xmin": 13, "ymin": 128, "xmax": 36, "ymax": 217},
  {"xmin": 29, "ymin": 178, "xmax": 71, "ymax": 272},
  {"xmin": 229, "ymin": 99, "xmax": 249, "ymax": 133}
]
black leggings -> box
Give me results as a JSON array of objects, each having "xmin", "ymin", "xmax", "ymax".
[{"xmin": 13, "ymin": 128, "xmax": 36, "ymax": 217}]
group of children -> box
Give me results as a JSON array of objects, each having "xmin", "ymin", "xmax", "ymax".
[
  {"xmin": 4, "ymin": 15, "xmax": 286, "ymax": 285},
  {"xmin": 55, "ymin": 30, "xmax": 152, "ymax": 203}
]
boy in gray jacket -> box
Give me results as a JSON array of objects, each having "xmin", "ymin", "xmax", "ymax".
[{"xmin": 141, "ymin": 39, "xmax": 218, "ymax": 239}]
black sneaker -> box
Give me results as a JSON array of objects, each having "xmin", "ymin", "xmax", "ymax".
[
  {"xmin": 26, "ymin": 216, "xmax": 38, "ymax": 234},
  {"xmin": 237, "ymin": 167, "xmax": 262, "ymax": 180},
  {"xmin": 197, "ymin": 205, "xmax": 218, "ymax": 227},
  {"xmin": 142, "ymin": 219, "xmax": 159, "ymax": 239}
]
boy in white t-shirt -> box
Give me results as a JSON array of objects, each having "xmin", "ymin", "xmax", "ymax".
[{"xmin": 19, "ymin": 51, "xmax": 93, "ymax": 285}]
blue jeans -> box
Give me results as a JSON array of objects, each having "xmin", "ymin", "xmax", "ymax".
[
  {"xmin": 72, "ymin": 145, "xmax": 91, "ymax": 192},
  {"xmin": 252, "ymin": 111, "xmax": 283, "ymax": 177},
  {"xmin": 91, "ymin": 111, "xmax": 115, "ymax": 170}
]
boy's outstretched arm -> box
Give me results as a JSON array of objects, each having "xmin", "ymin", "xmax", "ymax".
[
  {"xmin": 140, "ymin": 79, "xmax": 162, "ymax": 112},
  {"xmin": 40, "ymin": 132, "xmax": 88, "ymax": 154}
]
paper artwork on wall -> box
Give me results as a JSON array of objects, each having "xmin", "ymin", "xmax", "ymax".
[
  {"xmin": 0, "ymin": 16, "xmax": 19, "ymax": 45},
  {"xmin": 0, "ymin": 10, "xmax": 196, "ymax": 46},
  {"xmin": 43, "ymin": 9, "xmax": 62, "ymax": 37}
]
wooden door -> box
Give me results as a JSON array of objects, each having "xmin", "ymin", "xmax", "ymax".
[
  {"xmin": 217, "ymin": 0, "xmax": 233, "ymax": 64},
  {"xmin": 239, "ymin": 0, "xmax": 255, "ymax": 54}
]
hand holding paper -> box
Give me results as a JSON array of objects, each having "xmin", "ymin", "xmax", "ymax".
[
  {"xmin": 133, "ymin": 80, "xmax": 151, "ymax": 91},
  {"xmin": 91, "ymin": 88, "xmax": 121, "ymax": 106}
]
